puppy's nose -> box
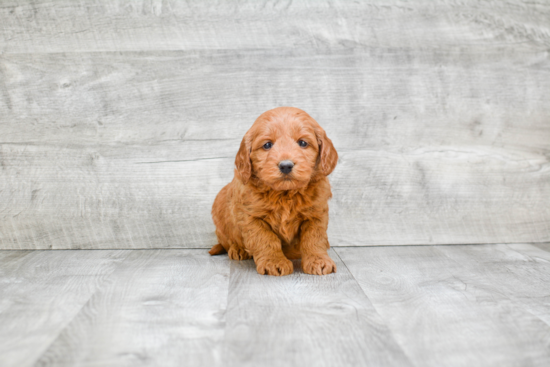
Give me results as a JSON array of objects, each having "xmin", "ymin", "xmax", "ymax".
[{"xmin": 279, "ymin": 160, "xmax": 294, "ymax": 174}]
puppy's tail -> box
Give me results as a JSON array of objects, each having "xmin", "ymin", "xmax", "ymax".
[{"xmin": 209, "ymin": 243, "xmax": 227, "ymax": 256}]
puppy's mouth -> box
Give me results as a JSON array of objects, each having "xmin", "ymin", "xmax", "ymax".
[
  {"xmin": 280, "ymin": 174, "xmax": 301, "ymax": 185},
  {"xmin": 272, "ymin": 174, "xmax": 310, "ymax": 190}
]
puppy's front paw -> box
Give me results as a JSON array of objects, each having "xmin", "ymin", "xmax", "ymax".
[
  {"xmin": 256, "ymin": 257, "xmax": 294, "ymax": 276},
  {"xmin": 302, "ymin": 255, "xmax": 337, "ymax": 275},
  {"xmin": 228, "ymin": 247, "xmax": 251, "ymax": 261}
]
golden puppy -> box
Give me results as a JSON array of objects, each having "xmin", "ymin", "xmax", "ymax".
[{"xmin": 209, "ymin": 107, "xmax": 338, "ymax": 276}]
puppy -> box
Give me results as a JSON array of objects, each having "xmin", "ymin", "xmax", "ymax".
[{"xmin": 209, "ymin": 107, "xmax": 338, "ymax": 276}]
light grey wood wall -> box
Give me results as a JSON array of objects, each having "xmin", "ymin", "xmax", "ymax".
[{"xmin": 1, "ymin": 0, "xmax": 549, "ymax": 249}]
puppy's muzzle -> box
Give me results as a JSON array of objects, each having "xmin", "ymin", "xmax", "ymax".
[{"xmin": 278, "ymin": 160, "xmax": 294, "ymax": 174}]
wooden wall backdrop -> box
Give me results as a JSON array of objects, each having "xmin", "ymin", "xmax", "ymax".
[{"xmin": 0, "ymin": 0, "xmax": 549, "ymax": 249}]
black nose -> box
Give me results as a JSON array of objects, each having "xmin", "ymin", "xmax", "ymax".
[{"xmin": 279, "ymin": 160, "xmax": 294, "ymax": 174}]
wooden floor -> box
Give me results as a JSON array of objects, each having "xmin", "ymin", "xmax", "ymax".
[{"xmin": 1, "ymin": 244, "xmax": 549, "ymax": 367}]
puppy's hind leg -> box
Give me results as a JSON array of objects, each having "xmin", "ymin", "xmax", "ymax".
[
  {"xmin": 227, "ymin": 243, "xmax": 252, "ymax": 261},
  {"xmin": 209, "ymin": 244, "xmax": 227, "ymax": 256},
  {"xmin": 212, "ymin": 229, "xmax": 251, "ymax": 260}
]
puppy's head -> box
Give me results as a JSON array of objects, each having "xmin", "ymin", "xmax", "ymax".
[{"xmin": 235, "ymin": 107, "xmax": 338, "ymax": 190}]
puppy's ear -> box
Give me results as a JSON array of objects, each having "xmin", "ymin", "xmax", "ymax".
[
  {"xmin": 235, "ymin": 135, "xmax": 252, "ymax": 184},
  {"xmin": 315, "ymin": 127, "xmax": 338, "ymax": 176}
]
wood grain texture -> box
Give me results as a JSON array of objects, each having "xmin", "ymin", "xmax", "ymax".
[
  {"xmin": 1, "ymin": 0, "xmax": 549, "ymax": 53},
  {"xmin": 0, "ymin": 249, "xmax": 230, "ymax": 367},
  {"xmin": 0, "ymin": 250, "xmax": 130, "ymax": 366},
  {"xmin": 336, "ymin": 244, "xmax": 550, "ymax": 367},
  {"xmin": 438, "ymin": 243, "xmax": 550, "ymax": 328},
  {"xmin": 222, "ymin": 249, "xmax": 411, "ymax": 367},
  {"xmin": 2, "ymin": 245, "xmax": 550, "ymax": 366},
  {"xmin": 1, "ymin": 1, "xmax": 549, "ymax": 249}
]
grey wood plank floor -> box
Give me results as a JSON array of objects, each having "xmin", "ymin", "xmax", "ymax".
[{"xmin": 1, "ymin": 244, "xmax": 549, "ymax": 367}]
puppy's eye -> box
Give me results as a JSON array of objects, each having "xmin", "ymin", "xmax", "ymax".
[
  {"xmin": 263, "ymin": 142, "xmax": 273, "ymax": 150},
  {"xmin": 298, "ymin": 140, "xmax": 308, "ymax": 148}
]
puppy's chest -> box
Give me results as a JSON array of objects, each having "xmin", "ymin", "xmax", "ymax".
[{"xmin": 263, "ymin": 200, "xmax": 307, "ymax": 243}]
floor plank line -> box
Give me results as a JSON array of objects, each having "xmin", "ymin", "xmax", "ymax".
[
  {"xmin": 2, "ymin": 246, "xmax": 549, "ymax": 366},
  {"xmin": 222, "ymin": 249, "xmax": 413, "ymax": 367},
  {"xmin": 336, "ymin": 245, "xmax": 550, "ymax": 367},
  {"xmin": 0, "ymin": 250, "xmax": 130, "ymax": 367}
]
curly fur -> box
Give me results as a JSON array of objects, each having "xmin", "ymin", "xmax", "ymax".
[{"xmin": 209, "ymin": 107, "xmax": 338, "ymax": 276}]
